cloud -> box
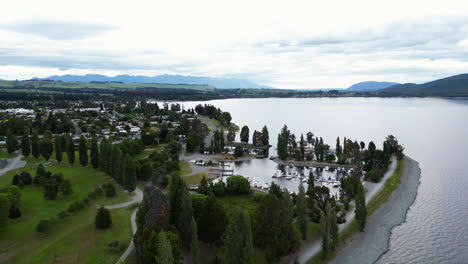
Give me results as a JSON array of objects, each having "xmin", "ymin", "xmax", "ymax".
[{"xmin": 0, "ymin": 20, "xmax": 116, "ymax": 40}]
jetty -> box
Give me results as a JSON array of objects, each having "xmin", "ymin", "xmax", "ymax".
[{"xmin": 271, "ymin": 156, "xmax": 358, "ymax": 169}]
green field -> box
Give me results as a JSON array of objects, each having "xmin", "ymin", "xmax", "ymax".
[
  {"xmin": 0, "ymin": 150, "xmax": 16, "ymax": 159},
  {"xmin": 0, "ymin": 154, "xmax": 134, "ymax": 263}
]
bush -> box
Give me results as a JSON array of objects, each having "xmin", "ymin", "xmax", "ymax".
[
  {"xmin": 57, "ymin": 211, "xmax": 70, "ymax": 219},
  {"xmin": 106, "ymin": 241, "xmax": 126, "ymax": 254},
  {"xmin": 36, "ymin": 219, "xmax": 55, "ymax": 233},
  {"xmin": 95, "ymin": 206, "xmax": 112, "ymax": 229},
  {"xmin": 82, "ymin": 197, "xmax": 90, "ymax": 205},
  {"xmin": 88, "ymin": 191, "xmax": 97, "ymax": 200},
  {"xmin": 102, "ymin": 183, "xmax": 116, "ymax": 197},
  {"xmin": 11, "ymin": 172, "xmax": 32, "ymax": 187},
  {"xmin": 226, "ymin": 175, "xmax": 251, "ymax": 196},
  {"xmin": 95, "ymin": 187, "xmax": 104, "ymax": 196},
  {"xmin": 253, "ymin": 192, "xmax": 266, "ymax": 202},
  {"xmin": 67, "ymin": 201, "xmax": 85, "ymax": 213},
  {"xmin": 9, "ymin": 206, "xmax": 21, "ymax": 219},
  {"xmin": 59, "ymin": 179, "xmax": 73, "ymax": 195},
  {"xmin": 212, "ymin": 181, "xmax": 226, "ymax": 197}
]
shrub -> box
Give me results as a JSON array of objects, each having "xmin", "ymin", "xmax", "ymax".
[
  {"xmin": 102, "ymin": 183, "xmax": 116, "ymax": 197},
  {"xmin": 226, "ymin": 175, "xmax": 251, "ymax": 196},
  {"xmin": 67, "ymin": 201, "xmax": 85, "ymax": 213},
  {"xmin": 82, "ymin": 197, "xmax": 90, "ymax": 205},
  {"xmin": 94, "ymin": 187, "xmax": 104, "ymax": 196},
  {"xmin": 11, "ymin": 172, "xmax": 32, "ymax": 187},
  {"xmin": 57, "ymin": 211, "xmax": 70, "ymax": 219},
  {"xmin": 59, "ymin": 179, "xmax": 73, "ymax": 195},
  {"xmin": 95, "ymin": 206, "xmax": 112, "ymax": 229},
  {"xmin": 36, "ymin": 219, "xmax": 55, "ymax": 233},
  {"xmin": 253, "ymin": 192, "xmax": 266, "ymax": 202},
  {"xmin": 212, "ymin": 181, "xmax": 226, "ymax": 197},
  {"xmin": 8, "ymin": 206, "xmax": 21, "ymax": 219},
  {"xmin": 88, "ymin": 191, "xmax": 97, "ymax": 200},
  {"xmin": 106, "ymin": 241, "xmax": 126, "ymax": 254}
]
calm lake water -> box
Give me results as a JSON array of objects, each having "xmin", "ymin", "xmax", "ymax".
[{"xmin": 173, "ymin": 97, "xmax": 468, "ymax": 264}]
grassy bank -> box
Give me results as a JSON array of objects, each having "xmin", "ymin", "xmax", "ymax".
[
  {"xmin": 0, "ymin": 153, "xmax": 134, "ymax": 263},
  {"xmin": 307, "ymin": 159, "xmax": 405, "ymax": 264}
]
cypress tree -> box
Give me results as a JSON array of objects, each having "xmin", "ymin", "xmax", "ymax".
[
  {"xmin": 90, "ymin": 136, "xmax": 99, "ymax": 169},
  {"xmin": 297, "ymin": 184, "xmax": 308, "ymax": 240},
  {"xmin": 31, "ymin": 131, "xmax": 40, "ymax": 159},
  {"xmin": 6, "ymin": 131, "xmax": 18, "ymax": 154},
  {"xmin": 54, "ymin": 135, "xmax": 62, "ymax": 163},
  {"xmin": 177, "ymin": 190, "xmax": 193, "ymax": 248},
  {"xmin": 66, "ymin": 134, "xmax": 75, "ymax": 165},
  {"xmin": 156, "ymin": 232, "xmax": 174, "ymax": 264},
  {"xmin": 21, "ymin": 131, "xmax": 30, "ymax": 157},
  {"xmin": 225, "ymin": 208, "xmax": 254, "ymax": 264},
  {"xmin": 261, "ymin": 125, "xmax": 269, "ymax": 146},
  {"xmin": 95, "ymin": 206, "xmax": 112, "ymax": 229},
  {"xmin": 320, "ymin": 210, "xmax": 329, "ymax": 259},
  {"xmin": 0, "ymin": 194, "xmax": 10, "ymax": 228},
  {"xmin": 78, "ymin": 135, "xmax": 88, "ymax": 167}
]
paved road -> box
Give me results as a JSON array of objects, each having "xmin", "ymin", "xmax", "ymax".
[
  {"xmin": 295, "ymin": 157, "xmax": 398, "ymax": 264},
  {"xmin": 0, "ymin": 154, "xmax": 26, "ymax": 177}
]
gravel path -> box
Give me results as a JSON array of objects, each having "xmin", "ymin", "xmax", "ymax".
[
  {"xmin": 103, "ymin": 188, "xmax": 143, "ymax": 210},
  {"xmin": 0, "ymin": 154, "xmax": 26, "ymax": 177},
  {"xmin": 296, "ymin": 157, "xmax": 398, "ymax": 264}
]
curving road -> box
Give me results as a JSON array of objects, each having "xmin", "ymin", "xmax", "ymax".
[
  {"xmin": 295, "ymin": 157, "xmax": 398, "ymax": 264},
  {"xmin": 0, "ymin": 154, "xmax": 26, "ymax": 177}
]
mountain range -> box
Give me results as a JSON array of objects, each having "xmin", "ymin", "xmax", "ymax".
[
  {"xmin": 32, "ymin": 74, "xmax": 273, "ymax": 89},
  {"xmin": 347, "ymin": 81, "xmax": 400, "ymax": 91},
  {"xmin": 377, "ymin": 74, "xmax": 468, "ymax": 96}
]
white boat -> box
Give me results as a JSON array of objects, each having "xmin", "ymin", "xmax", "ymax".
[
  {"xmin": 286, "ymin": 176, "xmax": 292, "ymax": 180},
  {"xmin": 262, "ymin": 183, "xmax": 270, "ymax": 189},
  {"xmin": 255, "ymin": 183, "xmax": 262, "ymax": 188},
  {"xmin": 301, "ymin": 178, "xmax": 308, "ymax": 182},
  {"xmin": 292, "ymin": 172, "xmax": 298, "ymax": 177},
  {"xmin": 273, "ymin": 170, "xmax": 283, "ymax": 178},
  {"xmin": 288, "ymin": 189, "xmax": 294, "ymax": 195},
  {"xmin": 325, "ymin": 166, "xmax": 330, "ymax": 171}
]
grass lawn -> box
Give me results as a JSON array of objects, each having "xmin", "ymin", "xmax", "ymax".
[
  {"xmin": 0, "ymin": 150, "xmax": 16, "ymax": 159},
  {"xmin": 179, "ymin": 161, "xmax": 192, "ymax": 176},
  {"xmin": 0, "ymin": 153, "xmax": 134, "ymax": 263},
  {"xmin": 182, "ymin": 172, "xmax": 208, "ymax": 185}
]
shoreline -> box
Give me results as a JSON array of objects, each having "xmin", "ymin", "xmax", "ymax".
[{"xmin": 329, "ymin": 156, "xmax": 421, "ymax": 264}]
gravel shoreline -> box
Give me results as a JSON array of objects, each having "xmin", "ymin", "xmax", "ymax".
[{"xmin": 330, "ymin": 156, "xmax": 421, "ymax": 264}]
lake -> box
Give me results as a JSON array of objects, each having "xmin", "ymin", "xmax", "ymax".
[{"xmin": 170, "ymin": 97, "xmax": 468, "ymax": 263}]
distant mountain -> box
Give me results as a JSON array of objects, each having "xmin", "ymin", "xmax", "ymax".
[
  {"xmin": 347, "ymin": 81, "xmax": 400, "ymax": 91},
  {"xmin": 33, "ymin": 74, "xmax": 273, "ymax": 89},
  {"xmin": 378, "ymin": 74, "xmax": 468, "ymax": 97}
]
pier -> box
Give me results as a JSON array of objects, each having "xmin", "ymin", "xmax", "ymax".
[{"xmin": 272, "ymin": 157, "xmax": 358, "ymax": 169}]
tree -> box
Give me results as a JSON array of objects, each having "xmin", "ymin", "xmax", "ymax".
[
  {"xmin": 177, "ymin": 190, "xmax": 193, "ymax": 248},
  {"xmin": 0, "ymin": 194, "xmax": 10, "ymax": 228},
  {"xmin": 138, "ymin": 162, "xmax": 152, "ymax": 181},
  {"xmin": 191, "ymin": 218, "xmax": 200, "ymax": 264},
  {"xmin": 59, "ymin": 179, "xmax": 73, "ymax": 195},
  {"xmin": 156, "ymin": 232, "xmax": 174, "ymax": 264},
  {"xmin": 95, "ymin": 206, "xmax": 112, "ymax": 229},
  {"xmin": 227, "ymin": 126, "xmax": 236, "ymax": 143},
  {"xmin": 123, "ymin": 155, "xmax": 136, "ymax": 192},
  {"xmin": 355, "ymin": 184, "xmax": 367, "ymax": 232},
  {"xmin": 306, "ymin": 132, "xmax": 314, "ymax": 147},
  {"xmin": 320, "ymin": 210, "xmax": 329, "ymax": 259},
  {"xmin": 90, "ymin": 136, "xmax": 99, "ymax": 169},
  {"xmin": 55, "ymin": 135, "xmax": 62, "ymax": 163},
  {"xmin": 39, "ymin": 131, "xmax": 53, "ymax": 161},
  {"xmin": 268, "ymin": 182, "xmax": 282, "ymax": 198},
  {"xmin": 277, "ymin": 125, "xmax": 290, "ymax": 160},
  {"xmin": 197, "ymin": 194, "xmax": 227, "ymax": 243},
  {"xmin": 21, "ymin": 131, "xmax": 30, "ymax": 157},
  {"xmin": 78, "ymin": 135, "xmax": 88, "ymax": 167},
  {"xmin": 240, "ymin": 125, "xmax": 249, "ymax": 144},
  {"xmin": 31, "ymin": 131, "xmax": 40, "ymax": 159},
  {"xmin": 6, "ymin": 131, "xmax": 18, "ymax": 154},
  {"xmin": 198, "ymin": 176, "xmax": 210, "ymax": 195},
  {"xmin": 226, "ymin": 175, "xmax": 250, "ymax": 195},
  {"xmin": 297, "ymin": 184, "xmax": 308, "ymax": 240},
  {"xmin": 7, "ymin": 186, "xmax": 21, "ymax": 219},
  {"xmin": 261, "ymin": 125, "xmax": 269, "ymax": 146},
  {"xmin": 254, "ymin": 194, "xmax": 299, "ymax": 262},
  {"xmin": 225, "ymin": 208, "xmax": 254, "ymax": 264},
  {"xmin": 66, "ymin": 134, "xmax": 75, "ymax": 165},
  {"xmin": 299, "ymin": 134, "xmax": 305, "ymax": 161}
]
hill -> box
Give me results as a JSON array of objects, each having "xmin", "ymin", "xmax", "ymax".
[
  {"xmin": 347, "ymin": 81, "xmax": 400, "ymax": 91},
  {"xmin": 33, "ymin": 74, "xmax": 272, "ymax": 89},
  {"xmin": 378, "ymin": 74, "xmax": 468, "ymax": 97}
]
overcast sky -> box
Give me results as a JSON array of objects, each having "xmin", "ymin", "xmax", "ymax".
[{"xmin": 1, "ymin": 0, "xmax": 468, "ymax": 89}]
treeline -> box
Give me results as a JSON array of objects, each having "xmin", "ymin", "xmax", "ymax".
[{"xmin": 194, "ymin": 104, "xmax": 232, "ymax": 126}]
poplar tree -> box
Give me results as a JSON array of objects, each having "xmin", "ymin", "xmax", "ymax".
[
  {"xmin": 297, "ymin": 184, "xmax": 308, "ymax": 240},
  {"xmin": 261, "ymin": 125, "xmax": 269, "ymax": 146},
  {"xmin": 177, "ymin": 190, "xmax": 193, "ymax": 248},
  {"xmin": 78, "ymin": 135, "xmax": 88, "ymax": 167},
  {"xmin": 31, "ymin": 131, "xmax": 40, "ymax": 159},
  {"xmin": 21, "ymin": 131, "xmax": 30, "ymax": 157},
  {"xmin": 90, "ymin": 136, "xmax": 99, "ymax": 169},
  {"xmin": 156, "ymin": 232, "xmax": 173, "ymax": 264},
  {"xmin": 6, "ymin": 131, "xmax": 18, "ymax": 154},
  {"xmin": 240, "ymin": 125, "xmax": 249, "ymax": 143},
  {"xmin": 355, "ymin": 183, "xmax": 367, "ymax": 232},
  {"xmin": 300, "ymin": 134, "xmax": 305, "ymax": 160},
  {"xmin": 66, "ymin": 134, "xmax": 75, "ymax": 165},
  {"xmin": 191, "ymin": 218, "xmax": 199, "ymax": 264},
  {"xmin": 54, "ymin": 135, "xmax": 62, "ymax": 163},
  {"xmin": 225, "ymin": 208, "xmax": 254, "ymax": 264},
  {"xmin": 123, "ymin": 155, "xmax": 136, "ymax": 192},
  {"xmin": 40, "ymin": 131, "xmax": 53, "ymax": 161}
]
